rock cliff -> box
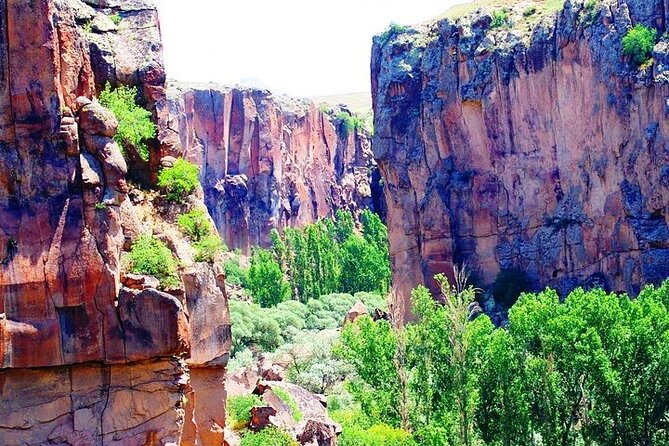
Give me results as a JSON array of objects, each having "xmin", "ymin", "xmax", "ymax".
[
  {"xmin": 0, "ymin": 1, "xmax": 230, "ymax": 445},
  {"xmin": 372, "ymin": 0, "xmax": 669, "ymax": 314},
  {"xmin": 164, "ymin": 83, "xmax": 381, "ymax": 252}
]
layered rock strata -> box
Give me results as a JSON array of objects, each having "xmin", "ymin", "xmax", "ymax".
[
  {"xmin": 372, "ymin": 0, "xmax": 669, "ymax": 313},
  {"xmin": 165, "ymin": 84, "xmax": 380, "ymax": 252},
  {"xmin": 0, "ymin": 1, "xmax": 230, "ymax": 444}
]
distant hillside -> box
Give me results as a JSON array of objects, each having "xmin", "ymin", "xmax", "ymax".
[{"xmin": 311, "ymin": 92, "xmax": 372, "ymax": 116}]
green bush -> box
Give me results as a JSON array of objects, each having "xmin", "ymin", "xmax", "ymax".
[
  {"xmin": 224, "ymin": 256, "xmax": 249, "ymax": 287},
  {"xmin": 378, "ymin": 22, "xmax": 409, "ymax": 46},
  {"xmin": 622, "ymin": 24, "xmax": 657, "ymax": 65},
  {"xmin": 109, "ymin": 13, "xmax": 122, "ymax": 25},
  {"xmin": 332, "ymin": 409, "xmax": 415, "ymax": 446},
  {"xmin": 240, "ymin": 427, "xmax": 297, "ymax": 446},
  {"xmin": 157, "ymin": 158, "xmax": 200, "ymax": 203},
  {"xmin": 99, "ymin": 83, "xmax": 155, "ymax": 162},
  {"xmin": 127, "ymin": 234, "xmax": 179, "ymax": 288},
  {"xmin": 193, "ymin": 234, "xmax": 225, "ymax": 263},
  {"xmin": 177, "ymin": 209, "xmax": 212, "ymax": 241},
  {"xmin": 227, "ymin": 394, "xmax": 263, "ymax": 430},
  {"xmin": 272, "ymin": 387, "xmax": 302, "ymax": 422},
  {"xmin": 492, "ymin": 267, "xmax": 531, "ymax": 307},
  {"xmin": 523, "ymin": 6, "xmax": 537, "ymax": 17},
  {"xmin": 490, "ymin": 9, "xmax": 510, "ymax": 28}
]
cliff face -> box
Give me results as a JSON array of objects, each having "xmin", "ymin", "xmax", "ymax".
[
  {"xmin": 0, "ymin": 1, "xmax": 229, "ymax": 445},
  {"xmin": 372, "ymin": 0, "xmax": 669, "ymax": 313},
  {"xmin": 165, "ymin": 84, "xmax": 380, "ymax": 252}
]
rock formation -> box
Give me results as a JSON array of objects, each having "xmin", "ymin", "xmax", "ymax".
[
  {"xmin": 164, "ymin": 83, "xmax": 381, "ymax": 252},
  {"xmin": 0, "ymin": 1, "xmax": 230, "ymax": 445},
  {"xmin": 372, "ymin": 0, "xmax": 669, "ymax": 314}
]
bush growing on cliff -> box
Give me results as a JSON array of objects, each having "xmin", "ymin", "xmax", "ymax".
[
  {"xmin": 490, "ymin": 9, "xmax": 510, "ymax": 28},
  {"xmin": 99, "ymin": 82, "xmax": 155, "ymax": 162},
  {"xmin": 127, "ymin": 234, "xmax": 179, "ymax": 288},
  {"xmin": 623, "ymin": 24, "xmax": 657, "ymax": 66},
  {"xmin": 177, "ymin": 209, "xmax": 212, "ymax": 241},
  {"xmin": 193, "ymin": 234, "xmax": 225, "ymax": 263},
  {"xmin": 157, "ymin": 158, "xmax": 200, "ymax": 203}
]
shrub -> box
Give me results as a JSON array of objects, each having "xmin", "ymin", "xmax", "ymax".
[
  {"xmin": 230, "ymin": 300, "xmax": 284, "ymax": 354},
  {"xmin": 378, "ymin": 22, "xmax": 409, "ymax": 46},
  {"xmin": 490, "ymin": 9, "xmax": 510, "ymax": 28},
  {"xmin": 157, "ymin": 158, "xmax": 200, "ymax": 203},
  {"xmin": 492, "ymin": 268, "xmax": 532, "ymax": 307},
  {"xmin": 177, "ymin": 209, "xmax": 213, "ymax": 241},
  {"xmin": 622, "ymin": 24, "xmax": 657, "ymax": 65},
  {"xmin": 272, "ymin": 387, "xmax": 303, "ymax": 422},
  {"xmin": 227, "ymin": 394, "xmax": 263, "ymax": 429},
  {"xmin": 109, "ymin": 13, "xmax": 122, "ymax": 25},
  {"xmin": 240, "ymin": 427, "xmax": 297, "ymax": 446},
  {"xmin": 193, "ymin": 234, "xmax": 225, "ymax": 263},
  {"xmin": 224, "ymin": 256, "xmax": 249, "ymax": 287},
  {"xmin": 335, "ymin": 111, "xmax": 367, "ymax": 137},
  {"xmin": 127, "ymin": 234, "xmax": 179, "ymax": 288},
  {"xmin": 99, "ymin": 83, "xmax": 155, "ymax": 162},
  {"xmin": 523, "ymin": 6, "xmax": 537, "ymax": 17}
]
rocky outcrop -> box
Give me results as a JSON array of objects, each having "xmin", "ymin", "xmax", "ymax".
[
  {"xmin": 0, "ymin": 1, "xmax": 230, "ymax": 445},
  {"xmin": 372, "ymin": 0, "xmax": 669, "ymax": 314},
  {"xmin": 165, "ymin": 83, "xmax": 380, "ymax": 252}
]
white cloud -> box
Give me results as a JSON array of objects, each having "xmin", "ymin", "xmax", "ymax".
[{"xmin": 154, "ymin": 0, "xmax": 469, "ymax": 97}]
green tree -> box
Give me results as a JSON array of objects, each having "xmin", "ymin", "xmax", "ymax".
[
  {"xmin": 622, "ymin": 24, "xmax": 657, "ymax": 65},
  {"xmin": 339, "ymin": 234, "xmax": 390, "ymax": 294},
  {"xmin": 157, "ymin": 158, "xmax": 200, "ymax": 203},
  {"xmin": 99, "ymin": 82, "xmax": 156, "ymax": 161},
  {"xmin": 247, "ymin": 248, "xmax": 290, "ymax": 307}
]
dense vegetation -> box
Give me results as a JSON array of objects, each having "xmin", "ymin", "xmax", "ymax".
[
  {"xmin": 157, "ymin": 158, "xmax": 200, "ymax": 203},
  {"xmin": 126, "ymin": 234, "xmax": 179, "ymax": 288},
  {"xmin": 246, "ymin": 210, "xmax": 390, "ymax": 307},
  {"xmin": 99, "ymin": 83, "xmax": 156, "ymax": 162},
  {"xmin": 622, "ymin": 24, "xmax": 657, "ymax": 66},
  {"xmin": 337, "ymin": 277, "xmax": 669, "ymax": 445}
]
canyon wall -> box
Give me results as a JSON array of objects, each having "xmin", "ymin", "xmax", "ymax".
[
  {"xmin": 164, "ymin": 83, "xmax": 380, "ymax": 252},
  {"xmin": 372, "ymin": 0, "xmax": 669, "ymax": 313},
  {"xmin": 0, "ymin": 1, "xmax": 230, "ymax": 445}
]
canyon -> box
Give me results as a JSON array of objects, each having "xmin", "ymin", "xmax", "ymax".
[
  {"xmin": 372, "ymin": 0, "xmax": 669, "ymax": 314},
  {"xmin": 3, "ymin": 0, "xmax": 669, "ymax": 444}
]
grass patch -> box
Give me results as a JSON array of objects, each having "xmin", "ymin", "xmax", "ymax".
[
  {"xmin": 127, "ymin": 234, "xmax": 179, "ymax": 289},
  {"xmin": 227, "ymin": 395, "xmax": 263, "ymax": 430},
  {"xmin": 273, "ymin": 387, "xmax": 303, "ymax": 422}
]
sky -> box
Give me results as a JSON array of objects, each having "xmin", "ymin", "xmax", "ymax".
[{"xmin": 154, "ymin": 0, "xmax": 469, "ymax": 98}]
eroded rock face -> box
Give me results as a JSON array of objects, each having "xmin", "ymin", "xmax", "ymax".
[
  {"xmin": 372, "ymin": 0, "xmax": 669, "ymax": 314},
  {"xmin": 0, "ymin": 1, "xmax": 230, "ymax": 444},
  {"xmin": 165, "ymin": 83, "xmax": 380, "ymax": 252}
]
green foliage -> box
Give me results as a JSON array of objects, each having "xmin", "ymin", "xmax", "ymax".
[
  {"xmin": 127, "ymin": 235, "xmax": 179, "ymax": 288},
  {"xmin": 338, "ymin": 316, "xmax": 403, "ymax": 426},
  {"xmin": 251, "ymin": 211, "xmax": 389, "ymax": 303},
  {"xmin": 177, "ymin": 209, "xmax": 212, "ymax": 241},
  {"xmin": 224, "ymin": 256, "xmax": 249, "ymax": 287},
  {"xmin": 339, "ymin": 234, "xmax": 390, "ymax": 295},
  {"xmin": 337, "ymin": 278, "xmax": 669, "ymax": 446},
  {"xmin": 332, "ymin": 408, "xmax": 416, "ymax": 446},
  {"xmin": 490, "ymin": 9, "xmax": 510, "ymax": 28},
  {"xmin": 109, "ymin": 13, "xmax": 122, "ymax": 25},
  {"xmin": 157, "ymin": 158, "xmax": 200, "ymax": 203},
  {"xmin": 523, "ymin": 6, "xmax": 537, "ymax": 17},
  {"xmin": 193, "ymin": 234, "xmax": 225, "ymax": 263},
  {"xmin": 177, "ymin": 208, "xmax": 224, "ymax": 263},
  {"xmin": 98, "ymin": 83, "xmax": 155, "ymax": 162},
  {"xmin": 492, "ymin": 268, "xmax": 531, "ymax": 307},
  {"xmin": 247, "ymin": 248, "xmax": 290, "ymax": 307},
  {"xmin": 240, "ymin": 427, "xmax": 297, "ymax": 446},
  {"xmin": 622, "ymin": 24, "xmax": 657, "ymax": 66},
  {"xmin": 272, "ymin": 387, "xmax": 303, "ymax": 422},
  {"xmin": 378, "ymin": 22, "xmax": 410, "ymax": 46},
  {"xmin": 335, "ymin": 111, "xmax": 367, "ymax": 137},
  {"xmin": 227, "ymin": 394, "xmax": 263, "ymax": 429}
]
